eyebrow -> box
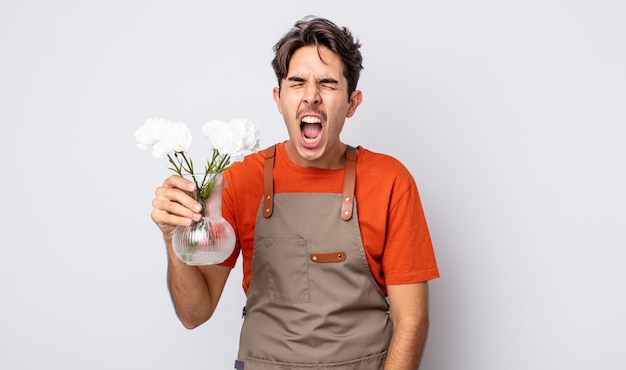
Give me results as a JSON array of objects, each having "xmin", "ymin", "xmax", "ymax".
[
  {"xmin": 286, "ymin": 76, "xmax": 339, "ymax": 84},
  {"xmin": 319, "ymin": 78, "xmax": 339, "ymax": 84}
]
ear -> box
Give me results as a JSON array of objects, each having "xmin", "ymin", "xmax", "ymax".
[
  {"xmin": 273, "ymin": 87, "xmax": 283, "ymax": 115},
  {"xmin": 346, "ymin": 90, "xmax": 362, "ymax": 118}
]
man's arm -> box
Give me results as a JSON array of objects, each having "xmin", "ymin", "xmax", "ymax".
[
  {"xmin": 384, "ymin": 282, "xmax": 430, "ymax": 370},
  {"xmin": 165, "ymin": 236, "xmax": 231, "ymax": 329},
  {"xmin": 152, "ymin": 175, "xmax": 232, "ymax": 329}
]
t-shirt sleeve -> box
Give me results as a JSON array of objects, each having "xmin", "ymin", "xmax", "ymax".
[{"xmin": 382, "ymin": 177, "xmax": 439, "ymax": 285}]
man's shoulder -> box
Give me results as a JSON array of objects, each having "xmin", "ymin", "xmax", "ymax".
[
  {"xmin": 356, "ymin": 146, "xmax": 412, "ymax": 176},
  {"xmin": 223, "ymin": 149, "xmax": 265, "ymax": 183}
]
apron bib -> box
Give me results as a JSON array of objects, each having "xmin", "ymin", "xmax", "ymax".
[{"xmin": 235, "ymin": 146, "xmax": 392, "ymax": 369}]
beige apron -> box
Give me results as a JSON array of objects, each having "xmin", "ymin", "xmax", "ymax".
[{"xmin": 235, "ymin": 146, "xmax": 392, "ymax": 370}]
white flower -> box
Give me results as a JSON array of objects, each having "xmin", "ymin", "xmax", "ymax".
[
  {"xmin": 136, "ymin": 116, "xmax": 260, "ymax": 179},
  {"xmin": 230, "ymin": 118, "xmax": 261, "ymax": 154},
  {"xmin": 134, "ymin": 118, "xmax": 192, "ymax": 158},
  {"xmin": 202, "ymin": 118, "xmax": 260, "ymax": 162}
]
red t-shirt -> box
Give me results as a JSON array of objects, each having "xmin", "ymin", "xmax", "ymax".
[{"xmin": 221, "ymin": 142, "xmax": 439, "ymax": 294}]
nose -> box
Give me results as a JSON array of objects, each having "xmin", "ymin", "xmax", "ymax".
[{"xmin": 303, "ymin": 84, "xmax": 321, "ymax": 105}]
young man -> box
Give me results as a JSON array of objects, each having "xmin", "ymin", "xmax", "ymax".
[{"xmin": 151, "ymin": 16, "xmax": 439, "ymax": 370}]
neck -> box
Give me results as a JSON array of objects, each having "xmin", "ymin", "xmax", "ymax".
[{"xmin": 284, "ymin": 141, "xmax": 347, "ymax": 169}]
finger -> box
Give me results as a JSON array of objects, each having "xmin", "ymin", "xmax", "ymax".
[
  {"xmin": 151, "ymin": 207, "xmax": 194, "ymax": 230},
  {"xmin": 163, "ymin": 174, "xmax": 196, "ymax": 192},
  {"xmin": 156, "ymin": 181, "xmax": 202, "ymax": 208},
  {"xmin": 153, "ymin": 190, "xmax": 201, "ymax": 220},
  {"xmin": 152, "ymin": 192, "xmax": 202, "ymax": 227}
]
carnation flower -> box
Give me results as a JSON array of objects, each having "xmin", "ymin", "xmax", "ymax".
[
  {"xmin": 135, "ymin": 117, "xmax": 260, "ymax": 208},
  {"xmin": 202, "ymin": 118, "xmax": 260, "ymax": 162},
  {"xmin": 134, "ymin": 118, "xmax": 192, "ymax": 158}
]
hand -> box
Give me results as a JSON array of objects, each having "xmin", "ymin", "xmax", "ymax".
[{"xmin": 151, "ymin": 175, "xmax": 203, "ymax": 237}]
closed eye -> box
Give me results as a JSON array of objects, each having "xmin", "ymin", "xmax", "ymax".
[
  {"xmin": 285, "ymin": 76, "xmax": 339, "ymax": 90},
  {"xmin": 319, "ymin": 78, "xmax": 339, "ymax": 90},
  {"xmin": 287, "ymin": 76, "xmax": 305, "ymax": 87}
]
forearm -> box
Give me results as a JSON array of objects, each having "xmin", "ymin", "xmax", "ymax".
[
  {"xmin": 165, "ymin": 236, "xmax": 224, "ymax": 329},
  {"xmin": 384, "ymin": 313, "xmax": 429, "ymax": 369},
  {"xmin": 384, "ymin": 282, "xmax": 430, "ymax": 370}
]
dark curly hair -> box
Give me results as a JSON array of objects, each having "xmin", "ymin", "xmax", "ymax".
[{"xmin": 271, "ymin": 16, "xmax": 364, "ymax": 100}]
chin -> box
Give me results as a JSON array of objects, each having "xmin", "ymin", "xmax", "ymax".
[
  {"xmin": 297, "ymin": 147, "xmax": 322, "ymax": 161},
  {"xmin": 293, "ymin": 144, "xmax": 327, "ymax": 164}
]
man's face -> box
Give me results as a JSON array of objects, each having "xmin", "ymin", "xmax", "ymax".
[{"xmin": 273, "ymin": 45, "xmax": 362, "ymax": 169}]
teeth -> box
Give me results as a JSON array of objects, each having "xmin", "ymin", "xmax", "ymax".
[{"xmin": 301, "ymin": 116, "xmax": 321, "ymax": 124}]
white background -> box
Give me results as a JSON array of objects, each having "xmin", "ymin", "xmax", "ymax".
[{"xmin": 1, "ymin": 1, "xmax": 625, "ymax": 369}]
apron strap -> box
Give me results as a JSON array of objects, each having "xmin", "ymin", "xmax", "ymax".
[
  {"xmin": 341, "ymin": 146, "xmax": 357, "ymax": 221},
  {"xmin": 262, "ymin": 144, "xmax": 357, "ymax": 221},
  {"xmin": 262, "ymin": 145, "xmax": 276, "ymax": 218}
]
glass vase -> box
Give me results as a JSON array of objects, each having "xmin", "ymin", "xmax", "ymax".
[{"xmin": 172, "ymin": 173, "xmax": 236, "ymax": 265}]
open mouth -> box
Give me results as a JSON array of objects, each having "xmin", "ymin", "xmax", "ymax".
[{"xmin": 300, "ymin": 116, "xmax": 322, "ymax": 145}]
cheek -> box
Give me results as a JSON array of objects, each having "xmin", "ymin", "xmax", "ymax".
[{"xmin": 281, "ymin": 97, "xmax": 301, "ymax": 117}]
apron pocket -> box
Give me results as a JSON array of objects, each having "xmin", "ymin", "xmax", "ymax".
[{"xmin": 261, "ymin": 238, "xmax": 310, "ymax": 303}]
